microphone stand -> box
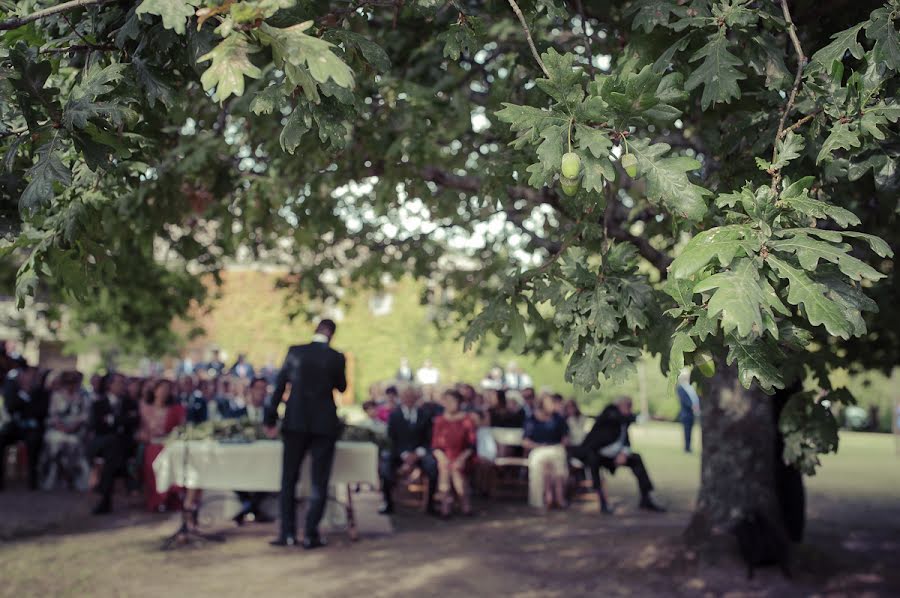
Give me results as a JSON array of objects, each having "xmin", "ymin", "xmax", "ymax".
[{"xmin": 161, "ymin": 411, "xmax": 226, "ymax": 550}]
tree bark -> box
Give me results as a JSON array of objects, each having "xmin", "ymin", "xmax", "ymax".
[{"xmin": 686, "ymin": 358, "xmax": 782, "ymax": 544}]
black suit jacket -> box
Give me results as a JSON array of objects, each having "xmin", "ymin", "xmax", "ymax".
[
  {"xmin": 581, "ymin": 404, "xmax": 636, "ymax": 452},
  {"xmin": 89, "ymin": 395, "xmax": 141, "ymax": 439},
  {"xmin": 265, "ymin": 342, "xmax": 347, "ymax": 436},
  {"xmin": 386, "ymin": 407, "xmax": 432, "ymax": 460},
  {"xmin": 2, "ymin": 382, "xmax": 50, "ymax": 427}
]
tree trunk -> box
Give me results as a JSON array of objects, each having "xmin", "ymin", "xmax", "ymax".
[{"xmin": 686, "ymin": 358, "xmax": 782, "ymax": 543}]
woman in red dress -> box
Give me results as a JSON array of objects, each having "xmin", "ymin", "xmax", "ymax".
[
  {"xmin": 138, "ymin": 379, "xmax": 186, "ymax": 512},
  {"xmin": 431, "ymin": 389, "xmax": 477, "ymax": 517}
]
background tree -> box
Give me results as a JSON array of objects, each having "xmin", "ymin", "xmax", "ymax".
[{"xmin": 1, "ymin": 0, "xmax": 897, "ymax": 544}]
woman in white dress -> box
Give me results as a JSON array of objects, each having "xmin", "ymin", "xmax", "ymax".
[
  {"xmin": 522, "ymin": 395, "xmax": 569, "ymax": 509},
  {"xmin": 40, "ymin": 372, "xmax": 90, "ymax": 490}
]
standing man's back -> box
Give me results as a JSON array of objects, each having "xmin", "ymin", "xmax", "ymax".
[
  {"xmin": 265, "ymin": 319, "xmax": 346, "ymax": 549},
  {"xmin": 274, "ymin": 342, "xmax": 346, "ymax": 436}
]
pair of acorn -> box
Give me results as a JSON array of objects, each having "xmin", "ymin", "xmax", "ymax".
[{"xmin": 558, "ymin": 151, "xmax": 638, "ymax": 196}]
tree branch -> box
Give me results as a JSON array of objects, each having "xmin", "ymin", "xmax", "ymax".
[
  {"xmin": 771, "ymin": 0, "xmax": 808, "ymax": 191},
  {"xmin": 506, "ymin": 0, "xmax": 550, "ymax": 78},
  {"xmin": 0, "ymin": 0, "xmax": 115, "ymax": 31}
]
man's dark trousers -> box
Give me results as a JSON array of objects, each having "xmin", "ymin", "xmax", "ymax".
[
  {"xmin": 279, "ymin": 430, "xmax": 336, "ymax": 541},
  {"xmin": 682, "ymin": 417, "xmax": 694, "ymax": 453}
]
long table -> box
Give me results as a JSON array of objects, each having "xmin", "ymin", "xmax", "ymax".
[{"xmin": 153, "ymin": 440, "xmax": 379, "ymax": 540}]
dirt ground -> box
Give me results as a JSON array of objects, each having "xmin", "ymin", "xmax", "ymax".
[{"xmin": 1, "ymin": 425, "xmax": 898, "ymax": 597}]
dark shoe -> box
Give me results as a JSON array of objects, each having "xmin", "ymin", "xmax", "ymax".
[
  {"xmin": 232, "ymin": 513, "xmax": 246, "ymax": 527},
  {"xmin": 92, "ymin": 500, "xmax": 112, "ymax": 515},
  {"xmin": 639, "ymin": 497, "xmax": 666, "ymax": 512},
  {"xmin": 269, "ymin": 536, "xmax": 298, "ymax": 547},
  {"xmin": 377, "ymin": 503, "xmax": 394, "ymax": 515},
  {"xmin": 302, "ymin": 536, "xmax": 327, "ymax": 550},
  {"xmin": 600, "ymin": 503, "xmax": 614, "ymax": 515}
]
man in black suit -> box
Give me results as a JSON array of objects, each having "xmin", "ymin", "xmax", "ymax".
[
  {"xmin": 0, "ymin": 366, "xmax": 49, "ymax": 491},
  {"xmin": 378, "ymin": 385, "xmax": 438, "ymax": 515},
  {"xmin": 264, "ymin": 320, "xmax": 347, "ymax": 549},
  {"xmin": 88, "ymin": 372, "xmax": 141, "ymax": 514},
  {"xmin": 574, "ymin": 396, "xmax": 664, "ymax": 513}
]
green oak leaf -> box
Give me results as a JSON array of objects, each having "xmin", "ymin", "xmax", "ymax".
[
  {"xmin": 329, "ymin": 30, "xmax": 392, "ymax": 73},
  {"xmin": 684, "ymin": 32, "xmax": 746, "ymax": 110},
  {"xmin": 627, "ymin": 138, "xmax": 710, "ymax": 220},
  {"xmin": 21, "ymin": 139, "xmax": 71, "ymax": 211},
  {"xmin": 667, "ymin": 331, "xmax": 696, "ymax": 398},
  {"xmin": 693, "ymin": 259, "xmax": 787, "ymax": 337},
  {"xmin": 816, "ymin": 122, "xmax": 862, "ymax": 163},
  {"xmin": 809, "ymin": 23, "xmax": 865, "ymax": 71},
  {"xmin": 865, "ymin": 6, "xmax": 900, "ymax": 72},
  {"xmin": 770, "ymin": 232, "xmax": 885, "ymax": 281},
  {"xmin": 725, "ymin": 333, "xmax": 785, "ymax": 393},
  {"xmin": 260, "ymin": 22, "xmax": 354, "ymax": 89},
  {"xmin": 597, "ymin": 342, "xmax": 641, "ymax": 384},
  {"xmin": 778, "ymin": 176, "xmax": 860, "ymax": 227},
  {"xmin": 135, "ymin": 0, "xmax": 200, "ymax": 35},
  {"xmin": 279, "ymin": 109, "xmax": 309, "ymax": 154},
  {"xmin": 628, "ymin": 0, "xmax": 683, "ymax": 33},
  {"xmin": 669, "ymin": 224, "xmax": 758, "ymax": 278},
  {"xmin": 767, "ymin": 255, "xmax": 854, "ymax": 339},
  {"xmin": 198, "ymin": 34, "xmax": 263, "ymax": 102}
]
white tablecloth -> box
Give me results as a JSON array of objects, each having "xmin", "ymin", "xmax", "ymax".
[{"xmin": 153, "ymin": 440, "xmax": 379, "ymax": 492}]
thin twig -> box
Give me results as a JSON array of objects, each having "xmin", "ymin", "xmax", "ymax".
[
  {"xmin": 771, "ymin": 0, "xmax": 808, "ymax": 192},
  {"xmin": 0, "ymin": 0, "xmax": 115, "ymax": 31},
  {"xmin": 506, "ymin": 0, "xmax": 550, "ymax": 78},
  {"xmin": 781, "ymin": 109, "xmax": 821, "ymax": 138},
  {"xmin": 40, "ymin": 43, "xmax": 117, "ymax": 54}
]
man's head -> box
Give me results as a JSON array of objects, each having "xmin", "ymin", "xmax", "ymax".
[
  {"xmin": 363, "ymin": 400, "xmax": 378, "ymax": 417},
  {"xmin": 237, "ymin": 353, "xmax": 247, "ymax": 363},
  {"xmin": 400, "ymin": 385, "xmax": 419, "ymax": 408},
  {"xmin": 522, "ymin": 387, "xmax": 536, "ymax": 405},
  {"xmin": 103, "ymin": 372, "xmax": 127, "ymax": 397},
  {"xmin": 614, "ymin": 396, "xmax": 633, "ymax": 416},
  {"xmin": 248, "ymin": 377, "xmax": 268, "ymax": 407},
  {"xmin": 315, "ymin": 319, "xmax": 337, "ymax": 340}
]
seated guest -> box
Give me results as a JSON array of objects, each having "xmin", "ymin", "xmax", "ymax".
[
  {"xmin": 203, "ymin": 348, "xmax": 226, "ymax": 377},
  {"xmin": 137, "ymin": 379, "xmax": 186, "ymax": 512},
  {"xmin": 89, "ymin": 373, "xmax": 141, "ymax": 514},
  {"xmin": 175, "ymin": 375, "xmax": 196, "ymax": 406},
  {"xmin": 230, "ymin": 377, "xmax": 269, "ymax": 424},
  {"xmin": 231, "ymin": 377, "xmax": 274, "ymax": 525},
  {"xmin": 185, "ymin": 378, "xmax": 210, "ymax": 424},
  {"xmin": 230, "ymin": 354, "xmax": 255, "ymax": 380},
  {"xmin": 520, "ymin": 387, "xmax": 537, "ymax": 418},
  {"xmin": 360, "ymin": 400, "xmax": 387, "ymax": 436},
  {"xmin": 565, "ymin": 399, "xmax": 589, "ymax": 447},
  {"xmin": 432, "ymin": 390, "xmax": 477, "ymax": 517},
  {"xmin": 378, "ymin": 385, "xmax": 437, "ymax": 515},
  {"xmin": 40, "ymin": 371, "xmax": 90, "ymax": 490},
  {"xmin": 0, "ymin": 365, "xmax": 50, "ymax": 491},
  {"xmin": 487, "ymin": 389, "xmax": 525, "ymax": 429},
  {"xmin": 522, "ymin": 394, "xmax": 569, "ymax": 510},
  {"xmin": 211, "ymin": 376, "xmax": 240, "ymax": 420},
  {"xmin": 577, "ymin": 396, "xmax": 664, "ymax": 513},
  {"xmin": 375, "ymin": 385, "xmax": 399, "ymax": 423}
]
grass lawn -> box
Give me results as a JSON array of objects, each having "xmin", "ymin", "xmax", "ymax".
[{"xmin": 1, "ymin": 423, "xmax": 898, "ymax": 597}]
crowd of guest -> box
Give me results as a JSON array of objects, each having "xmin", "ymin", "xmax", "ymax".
[
  {"xmin": 0, "ymin": 345, "xmax": 274, "ymax": 518},
  {"xmin": 1, "ymin": 345, "xmax": 665, "ymax": 523},
  {"xmin": 363, "ymin": 371, "xmax": 666, "ymax": 517}
]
